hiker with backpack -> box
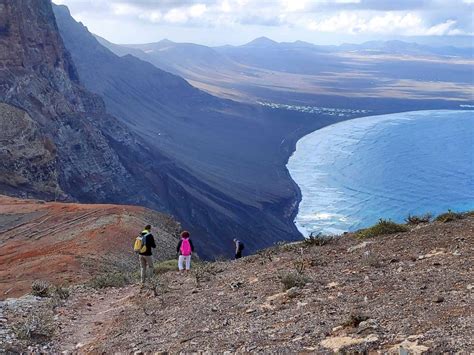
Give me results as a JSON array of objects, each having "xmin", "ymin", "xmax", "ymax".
[
  {"xmin": 233, "ymin": 238, "xmax": 244, "ymax": 259},
  {"xmin": 176, "ymin": 231, "xmax": 194, "ymax": 272},
  {"xmin": 133, "ymin": 225, "xmax": 156, "ymax": 284}
]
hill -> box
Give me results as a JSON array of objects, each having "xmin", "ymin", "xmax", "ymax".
[
  {"xmin": 0, "ymin": 195, "xmax": 179, "ymax": 299},
  {"xmin": 1, "ymin": 213, "xmax": 472, "ymax": 352},
  {"xmin": 104, "ymin": 36, "xmax": 474, "ymax": 108}
]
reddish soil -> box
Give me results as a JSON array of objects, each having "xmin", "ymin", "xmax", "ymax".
[{"xmin": 0, "ymin": 195, "xmax": 178, "ymax": 299}]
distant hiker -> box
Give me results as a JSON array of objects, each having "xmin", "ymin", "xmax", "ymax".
[
  {"xmin": 233, "ymin": 238, "xmax": 244, "ymax": 259},
  {"xmin": 134, "ymin": 225, "xmax": 156, "ymax": 283},
  {"xmin": 177, "ymin": 231, "xmax": 194, "ymax": 272}
]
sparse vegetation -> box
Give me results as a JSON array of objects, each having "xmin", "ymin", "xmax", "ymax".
[
  {"xmin": 193, "ymin": 261, "xmax": 216, "ymax": 287},
  {"xmin": 154, "ymin": 259, "xmax": 178, "ymax": 274},
  {"xmin": 405, "ymin": 213, "xmax": 432, "ymax": 225},
  {"xmin": 356, "ymin": 219, "xmax": 408, "ymax": 238},
  {"xmin": 343, "ymin": 313, "xmax": 370, "ymax": 328},
  {"xmin": 279, "ymin": 248, "xmax": 311, "ymax": 290},
  {"xmin": 31, "ymin": 280, "xmax": 50, "ymax": 297},
  {"xmin": 257, "ymin": 248, "xmax": 274, "ymax": 263},
  {"xmin": 362, "ymin": 250, "xmax": 381, "ymax": 268},
  {"xmin": 12, "ymin": 309, "xmax": 55, "ymax": 341},
  {"xmin": 279, "ymin": 272, "xmax": 309, "ymax": 290},
  {"xmin": 52, "ymin": 284, "xmax": 70, "ymax": 300},
  {"xmin": 435, "ymin": 210, "xmax": 464, "ymax": 223},
  {"xmin": 304, "ymin": 233, "xmax": 335, "ymax": 246},
  {"xmin": 147, "ymin": 274, "xmax": 171, "ymax": 305},
  {"xmin": 88, "ymin": 272, "xmax": 133, "ymax": 289}
]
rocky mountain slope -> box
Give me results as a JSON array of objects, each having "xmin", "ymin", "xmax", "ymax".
[
  {"xmin": 0, "ymin": 0, "xmax": 173, "ymax": 211},
  {"xmin": 53, "ymin": 4, "xmax": 348, "ymax": 257},
  {"xmin": 0, "ymin": 195, "xmax": 179, "ymax": 299},
  {"xmin": 1, "ymin": 215, "xmax": 472, "ymax": 352}
]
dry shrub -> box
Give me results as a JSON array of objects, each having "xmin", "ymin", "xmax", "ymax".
[
  {"xmin": 279, "ymin": 272, "xmax": 309, "ymax": 291},
  {"xmin": 405, "ymin": 213, "xmax": 432, "ymax": 225},
  {"xmin": 435, "ymin": 210, "xmax": 464, "ymax": 223},
  {"xmin": 342, "ymin": 313, "xmax": 370, "ymax": 328},
  {"xmin": 362, "ymin": 251, "xmax": 381, "ymax": 268},
  {"xmin": 304, "ymin": 233, "xmax": 335, "ymax": 247},
  {"xmin": 12, "ymin": 309, "xmax": 55, "ymax": 341},
  {"xmin": 193, "ymin": 262, "xmax": 216, "ymax": 287},
  {"xmin": 31, "ymin": 280, "xmax": 50, "ymax": 298}
]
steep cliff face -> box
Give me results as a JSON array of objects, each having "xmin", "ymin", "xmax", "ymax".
[
  {"xmin": 0, "ymin": 103, "xmax": 59, "ymax": 197},
  {"xmin": 0, "ymin": 0, "xmax": 165, "ymax": 209}
]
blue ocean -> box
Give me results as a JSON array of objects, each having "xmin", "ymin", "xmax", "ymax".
[{"xmin": 287, "ymin": 110, "xmax": 474, "ymax": 236}]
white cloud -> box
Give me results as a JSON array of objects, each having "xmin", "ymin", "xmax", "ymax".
[
  {"xmin": 55, "ymin": 0, "xmax": 474, "ymax": 43},
  {"xmin": 307, "ymin": 11, "xmax": 468, "ymax": 36},
  {"xmin": 164, "ymin": 8, "xmax": 189, "ymax": 24},
  {"xmin": 189, "ymin": 4, "xmax": 207, "ymax": 18},
  {"xmin": 139, "ymin": 11, "xmax": 162, "ymax": 23},
  {"xmin": 282, "ymin": 0, "xmax": 307, "ymax": 12},
  {"xmin": 111, "ymin": 3, "xmax": 141, "ymax": 16}
]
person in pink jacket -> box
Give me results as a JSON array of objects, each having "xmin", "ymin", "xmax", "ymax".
[{"xmin": 176, "ymin": 231, "xmax": 194, "ymax": 272}]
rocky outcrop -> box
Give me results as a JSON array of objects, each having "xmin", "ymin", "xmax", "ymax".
[
  {"xmin": 0, "ymin": 103, "xmax": 60, "ymax": 198},
  {"xmin": 0, "ymin": 0, "xmax": 167, "ymax": 209}
]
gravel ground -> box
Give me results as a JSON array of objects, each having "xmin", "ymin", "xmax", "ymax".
[{"xmin": 2, "ymin": 216, "xmax": 473, "ymax": 353}]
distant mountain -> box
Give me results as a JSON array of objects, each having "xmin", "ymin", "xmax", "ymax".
[
  {"xmin": 243, "ymin": 36, "xmax": 279, "ymax": 47},
  {"xmin": 97, "ymin": 36, "xmax": 244, "ymax": 79},
  {"xmin": 103, "ymin": 35, "xmax": 473, "ymax": 108},
  {"xmin": 54, "ymin": 4, "xmax": 336, "ymax": 257}
]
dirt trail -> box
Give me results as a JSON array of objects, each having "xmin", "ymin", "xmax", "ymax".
[{"xmin": 55, "ymin": 285, "xmax": 138, "ymax": 353}]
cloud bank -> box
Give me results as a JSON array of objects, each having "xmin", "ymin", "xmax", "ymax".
[{"xmin": 53, "ymin": 0, "xmax": 474, "ymax": 45}]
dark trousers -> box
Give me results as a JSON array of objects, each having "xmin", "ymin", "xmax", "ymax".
[{"xmin": 235, "ymin": 251, "xmax": 242, "ymax": 259}]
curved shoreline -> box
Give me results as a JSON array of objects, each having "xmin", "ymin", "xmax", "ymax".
[{"xmin": 286, "ymin": 109, "xmax": 474, "ymax": 237}]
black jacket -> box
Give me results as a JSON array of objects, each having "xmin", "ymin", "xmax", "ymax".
[
  {"xmin": 176, "ymin": 238, "xmax": 194, "ymax": 255},
  {"xmin": 139, "ymin": 232, "xmax": 156, "ymax": 256}
]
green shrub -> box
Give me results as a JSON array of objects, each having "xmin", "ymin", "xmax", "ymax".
[
  {"xmin": 435, "ymin": 210, "xmax": 464, "ymax": 223},
  {"xmin": 154, "ymin": 259, "xmax": 178, "ymax": 274},
  {"xmin": 356, "ymin": 219, "xmax": 408, "ymax": 238},
  {"xmin": 88, "ymin": 272, "xmax": 132, "ymax": 289},
  {"xmin": 405, "ymin": 213, "xmax": 432, "ymax": 225}
]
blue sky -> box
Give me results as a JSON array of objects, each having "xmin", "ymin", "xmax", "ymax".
[{"xmin": 53, "ymin": 0, "xmax": 474, "ymax": 46}]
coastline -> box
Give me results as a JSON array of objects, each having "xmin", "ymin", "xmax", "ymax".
[{"xmin": 286, "ymin": 109, "xmax": 474, "ymax": 237}]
